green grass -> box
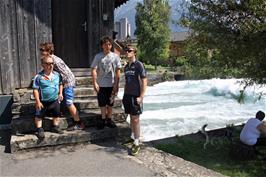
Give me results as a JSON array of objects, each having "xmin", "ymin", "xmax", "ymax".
[
  {"xmin": 155, "ymin": 136, "xmax": 266, "ymax": 177},
  {"xmin": 143, "ymin": 64, "xmax": 169, "ymax": 73}
]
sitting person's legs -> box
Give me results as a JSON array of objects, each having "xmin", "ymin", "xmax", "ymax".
[{"xmin": 44, "ymin": 100, "xmax": 63, "ymax": 134}]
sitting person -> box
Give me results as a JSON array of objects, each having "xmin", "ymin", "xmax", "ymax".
[
  {"xmin": 240, "ymin": 111, "xmax": 266, "ymax": 146},
  {"xmin": 32, "ymin": 55, "xmax": 64, "ymax": 140}
]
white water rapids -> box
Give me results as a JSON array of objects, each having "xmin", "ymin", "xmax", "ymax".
[{"xmin": 118, "ymin": 79, "xmax": 266, "ymax": 141}]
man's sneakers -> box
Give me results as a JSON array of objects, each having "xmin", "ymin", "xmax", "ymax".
[
  {"xmin": 122, "ymin": 138, "xmax": 134, "ymax": 147},
  {"xmin": 105, "ymin": 119, "xmax": 116, "ymax": 128},
  {"xmin": 67, "ymin": 121, "xmax": 85, "ymax": 131},
  {"xmin": 36, "ymin": 128, "xmax": 45, "ymax": 140},
  {"xmin": 51, "ymin": 125, "xmax": 64, "ymax": 134},
  {"xmin": 131, "ymin": 144, "xmax": 140, "ymax": 156}
]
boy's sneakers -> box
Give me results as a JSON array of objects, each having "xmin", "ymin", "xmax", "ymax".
[
  {"xmin": 131, "ymin": 144, "xmax": 140, "ymax": 156},
  {"xmin": 67, "ymin": 121, "xmax": 85, "ymax": 131},
  {"xmin": 36, "ymin": 128, "xmax": 45, "ymax": 140},
  {"xmin": 51, "ymin": 126, "xmax": 64, "ymax": 134},
  {"xmin": 105, "ymin": 119, "xmax": 116, "ymax": 128},
  {"xmin": 122, "ymin": 138, "xmax": 134, "ymax": 146},
  {"xmin": 97, "ymin": 118, "xmax": 105, "ymax": 130}
]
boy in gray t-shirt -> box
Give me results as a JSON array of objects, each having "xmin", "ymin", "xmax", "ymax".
[{"xmin": 91, "ymin": 36, "xmax": 121, "ymax": 129}]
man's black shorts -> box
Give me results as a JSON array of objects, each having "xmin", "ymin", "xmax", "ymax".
[
  {"xmin": 97, "ymin": 87, "xmax": 114, "ymax": 107},
  {"xmin": 122, "ymin": 94, "xmax": 143, "ymax": 115},
  {"xmin": 35, "ymin": 100, "xmax": 61, "ymax": 118}
]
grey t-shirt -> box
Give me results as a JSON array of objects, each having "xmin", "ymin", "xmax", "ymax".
[{"xmin": 91, "ymin": 52, "xmax": 121, "ymax": 87}]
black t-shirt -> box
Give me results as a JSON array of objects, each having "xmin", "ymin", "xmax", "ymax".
[{"xmin": 124, "ymin": 60, "xmax": 147, "ymax": 96}]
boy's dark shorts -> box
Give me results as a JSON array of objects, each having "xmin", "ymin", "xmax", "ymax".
[
  {"xmin": 122, "ymin": 94, "xmax": 143, "ymax": 115},
  {"xmin": 97, "ymin": 87, "xmax": 114, "ymax": 107},
  {"xmin": 35, "ymin": 100, "xmax": 61, "ymax": 118}
]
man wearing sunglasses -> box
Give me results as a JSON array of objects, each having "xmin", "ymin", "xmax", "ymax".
[
  {"xmin": 122, "ymin": 45, "xmax": 147, "ymax": 156},
  {"xmin": 32, "ymin": 55, "xmax": 63, "ymax": 140},
  {"xmin": 91, "ymin": 36, "xmax": 121, "ymax": 130}
]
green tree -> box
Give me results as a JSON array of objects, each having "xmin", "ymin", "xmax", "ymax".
[
  {"xmin": 180, "ymin": 0, "xmax": 266, "ymax": 84},
  {"xmin": 135, "ymin": 0, "xmax": 171, "ymax": 69}
]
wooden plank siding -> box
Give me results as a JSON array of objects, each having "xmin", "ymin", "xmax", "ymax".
[
  {"xmin": 34, "ymin": 0, "xmax": 52, "ymax": 69},
  {"xmin": 0, "ymin": 0, "xmax": 19, "ymax": 94},
  {"xmin": 0, "ymin": 0, "xmax": 120, "ymax": 94},
  {"xmin": 16, "ymin": 0, "xmax": 39, "ymax": 87},
  {"xmin": 88, "ymin": 0, "xmax": 114, "ymax": 64},
  {"xmin": 0, "ymin": 0, "xmax": 52, "ymax": 94}
]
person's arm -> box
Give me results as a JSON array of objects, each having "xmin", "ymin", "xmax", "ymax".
[
  {"xmin": 33, "ymin": 89, "xmax": 43, "ymax": 110},
  {"xmin": 58, "ymin": 84, "xmax": 63, "ymax": 102},
  {"xmin": 257, "ymin": 122, "xmax": 266, "ymax": 136},
  {"xmin": 58, "ymin": 75, "xmax": 63, "ymax": 101},
  {"xmin": 137, "ymin": 77, "xmax": 147, "ymax": 104},
  {"xmin": 113, "ymin": 68, "xmax": 120, "ymax": 95},
  {"xmin": 91, "ymin": 68, "xmax": 99, "ymax": 93}
]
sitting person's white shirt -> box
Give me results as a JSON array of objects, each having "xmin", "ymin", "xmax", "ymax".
[
  {"xmin": 240, "ymin": 111, "xmax": 266, "ymax": 146},
  {"xmin": 240, "ymin": 118, "xmax": 261, "ymax": 145}
]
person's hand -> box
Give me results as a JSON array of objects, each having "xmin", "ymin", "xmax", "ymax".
[
  {"xmin": 110, "ymin": 94, "xmax": 115, "ymax": 104},
  {"xmin": 112, "ymin": 86, "xmax": 118, "ymax": 96},
  {"xmin": 58, "ymin": 94, "xmax": 64, "ymax": 102},
  {"xmin": 136, "ymin": 96, "xmax": 143, "ymax": 105},
  {"xmin": 93, "ymin": 83, "xmax": 100, "ymax": 93},
  {"xmin": 35, "ymin": 101, "xmax": 44, "ymax": 110}
]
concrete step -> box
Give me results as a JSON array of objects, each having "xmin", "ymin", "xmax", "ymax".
[
  {"xmin": 13, "ymin": 87, "xmax": 96, "ymax": 105},
  {"xmin": 12, "ymin": 107, "xmax": 127, "ymax": 134},
  {"xmin": 72, "ymin": 68, "xmax": 91, "ymax": 77},
  {"xmin": 12, "ymin": 97, "xmax": 123, "ymax": 117},
  {"xmin": 11, "ymin": 122, "xmax": 131, "ymax": 152},
  {"xmin": 75, "ymin": 76, "xmax": 93, "ymax": 87}
]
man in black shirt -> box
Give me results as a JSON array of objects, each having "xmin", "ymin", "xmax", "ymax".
[{"xmin": 122, "ymin": 45, "xmax": 147, "ymax": 156}]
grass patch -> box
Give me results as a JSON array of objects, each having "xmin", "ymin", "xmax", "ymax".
[
  {"xmin": 144, "ymin": 64, "xmax": 169, "ymax": 73},
  {"xmin": 155, "ymin": 136, "xmax": 266, "ymax": 177}
]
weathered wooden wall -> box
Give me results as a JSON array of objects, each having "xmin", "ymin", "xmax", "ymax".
[
  {"xmin": 0, "ymin": 0, "xmax": 117, "ymax": 95},
  {"xmin": 88, "ymin": 0, "xmax": 114, "ymax": 64},
  {"xmin": 0, "ymin": 0, "xmax": 52, "ymax": 94}
]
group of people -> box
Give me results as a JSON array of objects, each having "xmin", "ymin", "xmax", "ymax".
[
  {"xmin": 33, "ymin": 35, "xmax": 265, "ymax": 157},
  {"xmin": 33, "ymin": 36, "xmax": 147, "ymax": 155}
]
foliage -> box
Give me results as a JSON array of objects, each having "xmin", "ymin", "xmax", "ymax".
[
  {"xmin": 135, "ymin": 0, "xmax": 171, "ymax": 68},
  {"xmin": 179, "ymin": 0, "xmax": 266, "ymax": 85}
]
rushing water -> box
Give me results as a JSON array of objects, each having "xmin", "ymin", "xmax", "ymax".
[{"xmin": 118, "ymin": 78, "xmax": 266, "ymax": 141}]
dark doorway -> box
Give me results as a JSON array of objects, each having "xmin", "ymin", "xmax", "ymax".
[{"xmin": 52, "ymin": 0, "xmax": 88, "ymax": 68}]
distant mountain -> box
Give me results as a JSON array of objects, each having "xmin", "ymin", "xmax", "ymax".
[{"xmin": 114, "ymin": 0, "xmax": 188, "ymax": 38}]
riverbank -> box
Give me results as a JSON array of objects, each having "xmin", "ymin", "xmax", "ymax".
[{"xmin": 149, "ymin": 125, "xmax": 266, "ymax": 177}]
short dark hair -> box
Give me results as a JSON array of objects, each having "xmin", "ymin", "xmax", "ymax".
[
  {"xmin": 100, "ymin": 36, "xmax": 113, "ymax": 46},
  {"xmin": 256, "ymin": 111, "xmax": 265, "ymax": 120}
]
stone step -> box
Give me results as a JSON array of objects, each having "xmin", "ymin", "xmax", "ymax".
[
  {"xmin": 12, "ymin": 107, "xmax": 127, "ymax": 134},
  {"xmin": 12, "ymin": 97, "xmax": 123, "ymax": 116},
  {"xmin": 11, "ymin": 122, "xmax": 131, "ymax": 152},
  {"xmin": 75, "ymin": 76, "xmax": 93, "ymax": 87},
  {"xmin": 13, "ymin": 87, "xmax": 96, "ymax": 104},
  {"xmin": 71, "ymin": 68, "xmax": 91, "ymax": 77}
]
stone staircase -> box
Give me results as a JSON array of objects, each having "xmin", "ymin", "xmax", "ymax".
[{"xmin": 11, "ymin": 74, "xmax": 130, "ymax": 152}]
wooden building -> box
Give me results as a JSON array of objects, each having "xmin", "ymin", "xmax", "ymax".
[
  {"xmin": 169, "ymin": 31, "xmax": 190, "ymax": 58},
  {"xmin": 0, "ymin": 0, "xmax": 127, "ymax": 95}
]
